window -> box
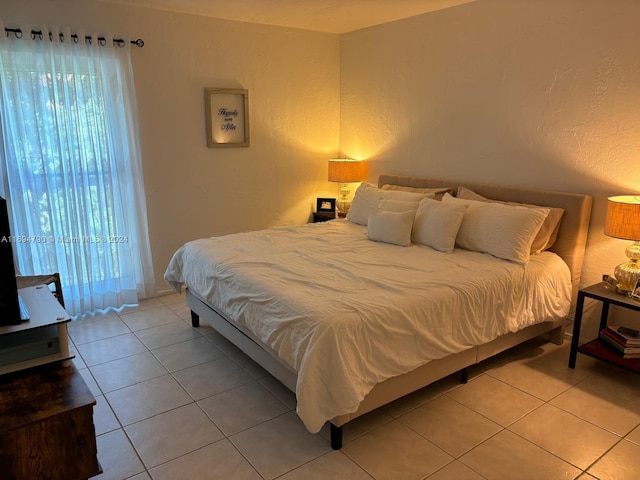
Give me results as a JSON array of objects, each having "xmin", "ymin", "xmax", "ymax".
[{"xmin": 0, "ymin": 28, "xmax": 155, "ymax": 315}]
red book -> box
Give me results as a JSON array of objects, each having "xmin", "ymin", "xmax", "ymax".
[
  {"xmin": 600, "ymin": 328, "xmax": 625, "ymax": 347},
  {"xmin": 605, "ymin": 326, "xmax": 640, "ymax": 346},
  {"xmin": 600, "ymin": 331, "xmax": 640, "ymax": 354}
]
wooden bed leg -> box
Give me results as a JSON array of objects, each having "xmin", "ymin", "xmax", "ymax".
[
  {"xmin": 548, "ymin": 325, "xmax": 565, "ymax": 345},
  {"xmin": 190, "ymin": 310, "xmax": 200, "ymax": 327},
  {"xmin": 460, "ymin": 368, "xmax": 469, "ymax": 384},
  {"xmin": 330, "ymin": 423, "xmax": 343, "ymax": 450}
]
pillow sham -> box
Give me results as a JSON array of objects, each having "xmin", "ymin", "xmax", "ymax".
[
  {"xmin": 378, "ymin": 198, "xmax": 420, "ymax": 215},
  {"xmin": 347, "ymin": 182, "xmax": 431, "ymax": 226},
  {"xmin": 412, "ymin": 197, "xmax": 468, "ymax": 253},
  {"xmin": 382, "ymin": 184, "xmax": 454, "ymax": 200},
  {"xmin": 442, "ymin": 193, "xmax": 549, "ymax": 264},
  {"xmin": 367, "ymin": 208, "xmax": 415, "ymax": 247},
  {"xmin": 456, "ymin": 186, "xmax": 564, "ymax": 254}
]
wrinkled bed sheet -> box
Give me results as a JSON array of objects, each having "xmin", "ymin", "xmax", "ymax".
[{"xmin": 164, "ymin": 220, "xmax": 571, "ymax": 432}]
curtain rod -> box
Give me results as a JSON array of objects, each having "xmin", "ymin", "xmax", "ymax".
[{"xmin": 4, "ymin": 27, "xmax": 144, "ymax": 48}]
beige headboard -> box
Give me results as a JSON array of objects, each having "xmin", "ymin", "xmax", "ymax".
[{"xmin": 379, "ymin": 175, "xmax": 593, "ymax": 293}]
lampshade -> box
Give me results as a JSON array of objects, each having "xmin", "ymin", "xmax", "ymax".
[
  {"xmin": 604, "ymin": 196, "xmax": 640, "ymax": 241},
  {"xmin": 604, "ymin": 195, "xmax": 640, "ymax": 294},
  {"xmin": 327, "ymin": 159, "xmax": 365, "ymax": 218},
  {"xmin": 328, "ymin": 159, "xmax": 365, "ymax": 183}
]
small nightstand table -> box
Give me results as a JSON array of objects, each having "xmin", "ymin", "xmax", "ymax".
[
  {"xmin": 312, "ymin": 212, "xmax": 336, "ymax": 223},
  {"xmin": 568, "ymin": 281, "xmax": 640, "ymax": 373}
]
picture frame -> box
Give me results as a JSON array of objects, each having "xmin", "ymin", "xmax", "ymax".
[
  {"xmin": 317, "ymin": 197, "xmax": 336, "ymax": 213},
  {"xmin": 204, "ymin": 88, "xmax": 250, "ymax": 147},
  {"xmin": 632, "ymin": 277, "xmax": 640, "ymax": 300}
]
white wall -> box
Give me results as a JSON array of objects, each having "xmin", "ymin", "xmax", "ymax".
[
  {"xmin": 2, "ymin": 0, "xmax": 341, "ymax": 290},
  {"xmin": 340, "ymin": 0, "xmax": 640, "ymax": 332}
]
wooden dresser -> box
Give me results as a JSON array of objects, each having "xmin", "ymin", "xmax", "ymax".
[
  {"xmin": 0, "ymin": 363, "xmax": 100, "ymax": 479},
  {"xmin": 0, "ymin": 286, "xmax": 100, "ymax": 480}
]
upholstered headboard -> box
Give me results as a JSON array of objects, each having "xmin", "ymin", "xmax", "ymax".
[{"xmin": 378, "ymin": 175, "xmax": 593, "ymax": 294}]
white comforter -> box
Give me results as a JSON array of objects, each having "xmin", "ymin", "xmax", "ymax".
[{"xmin": 164, "ymin": 220, "xmax": 571, "ymax": 433}]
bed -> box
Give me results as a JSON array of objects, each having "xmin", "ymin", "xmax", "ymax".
[{"xmin": 164, "ymin": 174, "xmax": 592, "ymax": 449}]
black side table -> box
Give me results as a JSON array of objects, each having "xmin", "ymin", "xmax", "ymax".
[
  {"xmin": 568, "ymin": 281, "xmax": 640, "ymax": 373},
  {"xmin": 312, "ymin": 212, "xmax": 336, "ymax": 223}
]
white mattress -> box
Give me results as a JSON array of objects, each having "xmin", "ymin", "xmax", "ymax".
[{"xmin": 164, "ymin": 219, "xmax": 571, "ymax": 433}]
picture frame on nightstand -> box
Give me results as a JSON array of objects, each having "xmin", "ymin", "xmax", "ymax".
[
  {"xmin": 632, "ymin": 277, "xmax": 640, "ymax": 301},
  {"xmin": 316, "ymin": 198, "xmax": 336, "ymax": 214}
]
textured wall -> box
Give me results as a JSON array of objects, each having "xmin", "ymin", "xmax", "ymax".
[
  {"xmin": 2, "ymin": 0, "xmax": 341, "ymax": 290},
  {"xmin": 340, "ymin": 0, "xmax": 640, "ymax": 333}
]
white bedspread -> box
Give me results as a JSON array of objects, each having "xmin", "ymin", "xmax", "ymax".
[{"xmin": 164, "ymin": 220, "xmax": 571, "ymax": 433}]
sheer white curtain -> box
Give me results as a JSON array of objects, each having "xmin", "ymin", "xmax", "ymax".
[{"xmin": 0, "ymin": 25, "xmax": 156, "ymax": 316}]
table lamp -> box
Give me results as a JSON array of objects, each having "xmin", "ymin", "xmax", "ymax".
[
  {"xmin": 604, "ymin": 195, "xmax": 640, "ymax": 294},
  {"xmin": 328, "ymin": 159, "xmax": 365, "ymax": 217}
]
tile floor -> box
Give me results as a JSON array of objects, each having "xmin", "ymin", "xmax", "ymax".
[{"xmin": 67, "ymin": 293, "xmax": 640, "ymax": 480}]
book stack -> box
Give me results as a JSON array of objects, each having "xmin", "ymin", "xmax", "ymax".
[{"xmin": 599, "ymin": 325, "xmax": 640, "ymax": 359}]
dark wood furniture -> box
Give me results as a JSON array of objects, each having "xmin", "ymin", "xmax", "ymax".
[
  {"xmin": 568, "ymin": 281, "xmax": 640, "ymax": 373},
  {"xmin": 312, "ymin": 211, "xmax": 336, "ymax": 223},
  {"xmin": 0, "ymin": 363, "xmax": 100, "ymax": 479}
]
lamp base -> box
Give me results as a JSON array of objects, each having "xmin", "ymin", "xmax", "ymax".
[
  {"xmin": 614, "ymin": 242, "xmax": 640, "ymax": 294},
  {"xmin": 336, "ymin": 184, "xmax": 351, "ymax": 218}
]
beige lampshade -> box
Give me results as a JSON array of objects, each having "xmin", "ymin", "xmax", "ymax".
[
  {"xmin": 328, "ymin": 159, "xmax": 365, "ymax": 183},
  {"xmin": 604, "ymin": 196, "xmax": 640, "ymax": 241}
]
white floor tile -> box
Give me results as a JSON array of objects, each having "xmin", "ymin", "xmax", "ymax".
[
  {"xmin": 173, "ymin": 356, "xmax": 255, "ymax": 400},
  {"xmin": 230, "ymin": 412, "xmax": 331, "ymax": 479},
  {"xmin": 90, "ymin": 351, "xmax": 168, "ymax": 393},
  {"xmin": 459, "ymin": 430, "xmax": 580, "ymax": 479},
  {"xmin": 94, "ymin": 429, "xmax": 145, "ymax": 480},
  {"xmin": 119, "ymin": 306, "xmax": 181, "ymax": 331},
  {"xmin": 398, "ymin": 395, "xmax": 501, "ymax": 457},
  {"xmin": 342, "ymin": 421, "xmax": 452, "ymax": 480},
  {"xmin": 134, "ymin": 320, "xmax": 201, "ymax": 350},
  {"xmin": 125, "ymin": 403, "xmax": 223, "ymax": 468},
  {"xmin": 198, "ymin": 381, "xmax": 289, "ymax": 436},
  {"xmin": 150, "ymin": 439, "xmax": 262, "ymax": 480},
  {"xmin": 68, "ymin": 313, "xmax": 130, "ymax": 345},
  {"xmin": 278, "ymin": 451, "xmax": 374, "ymax": 479},
  {"xmin": 151, "ymin": 336, "xmax": 225, "ymax": 372},
  {"xmin": 76, "ymin": 333, "xmax": 147, "ymax": 367},
  {"xmin": 93, "ymin": 395, "xmax": 120, "ymax": 435},
  {"xmin": 105, "ymin": 374, "xmax": 192, "ymax": 425},
  {"xmin": 509, "ymin": 403, "xmax": 620, "ymax": 470}
]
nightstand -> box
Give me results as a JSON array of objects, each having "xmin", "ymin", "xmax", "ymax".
[
  {"xmin": 312, "ymin": 212, "xmax": 336, "ymax": 223},
  {"xmin": 568, "ymin": 281, "xmax": 640, "ymax": 373}
]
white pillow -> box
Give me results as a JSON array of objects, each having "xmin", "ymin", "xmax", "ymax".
[
  {"xmin": 378, "ymin": 198, "xmax": 420, "ymax": 215},
  {"xmin": 347, "ymin": 182, "xmax": 431, "ymax": 226},
  {"xmin": 456, "ymin": 186, "xmax": 564, "ymax": 254},
  {"xmin": 367, "ymin": 208, "xmax": 415, "ymax": 247},
  {"xmin": 412, "ymin": 197, "xmax": 468, "ymax": 253},
  {"xmin": 442, "ymin": 193, "xmax": 549, "ymax": 264},
  {"xmin": 381, "ymin": 184, "xmax": 454, "ymax": 200}
]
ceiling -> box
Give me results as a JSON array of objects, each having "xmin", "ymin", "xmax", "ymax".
[{"xmin": 97, "ymin": 0, "xmax": 475, "ymax": 34}]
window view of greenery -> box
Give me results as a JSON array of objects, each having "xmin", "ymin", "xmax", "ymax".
[
  {"xmin": 2, "ymin": 57, "xmax": 129, "ymax": 297},
  {"xmin": 0, "ymin": 47, "xmax": 149, "ymax": 311}
]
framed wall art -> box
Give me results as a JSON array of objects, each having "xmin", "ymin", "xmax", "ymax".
[{"xmin": 204, "ymin": 88, "xmax": 250, "ymax": 147}]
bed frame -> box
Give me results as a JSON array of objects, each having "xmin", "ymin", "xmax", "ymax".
[{"xmin": 187, "ymin": 175, "xmax": 593, "ymax": 449}]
